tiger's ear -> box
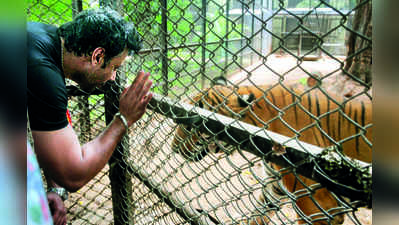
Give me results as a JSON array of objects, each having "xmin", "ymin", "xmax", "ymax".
[
  {"xmin": 307, "ymin": 77, "xmax": 317, "ymax": 87},
  {"xmin": 307, "ymin": 72, "xmax": 322, "ymax": 88},
  {"xmin": 238, "ymin": 93, "xmax": 255, "ymax": 107},
  {"xmin": 198, "ymin": 101, "xmax": 204, "ymax": 108}
]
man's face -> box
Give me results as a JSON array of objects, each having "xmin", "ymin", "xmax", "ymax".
[{"xmin": 79, "ymin": 49, "xmax": 128, "ymax": 92}]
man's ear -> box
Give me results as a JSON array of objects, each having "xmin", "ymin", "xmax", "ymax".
[{"xmin": 91, "ymin": 47, "xmax": 105, "ymax": 66}]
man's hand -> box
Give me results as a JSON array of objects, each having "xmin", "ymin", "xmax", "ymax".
[
  {"xmin": 47, "ymin": 192, "xmax": 67, "ymax": 225},
  {"xmin": 119, "ymin": 71, "xmax": 153, "ymax": 126}
]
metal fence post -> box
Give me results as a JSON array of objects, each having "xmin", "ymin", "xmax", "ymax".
[
  {"xmin": 201, "ymin": 0, "xmax": 207, "ymax": 88},
  {"xmin": 260, "ymin": 0, "xmax": 264, "ymax": 60},
  {"xmin": 161, "ymin": 0, "xmax": 169, "ymax": 96},
  {"xmin": 100, "ymin": 1, "xmax": 133, "ymax": 225},
  {"xmin": 224, "ymin": 0, "xmax": 230, "ymax": 76},
  {"xmin": 72, "ymin": 0, "xmax": 82, "ymax": 16},
  {"xmin": 240, "ymin": 2, "xmax": 244, "ymax": 69},
  {"xmin": 251, "ymin": 0, "xmax": 255, "ymax": 64},
  {"xmin": 104, "ymin": 79, "xmax": 133, "ymax": 225}
]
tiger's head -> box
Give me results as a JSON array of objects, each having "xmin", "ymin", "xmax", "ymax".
[{"xmin": 171, "ymin": 81, "xmax": 258, "ymax": 161}]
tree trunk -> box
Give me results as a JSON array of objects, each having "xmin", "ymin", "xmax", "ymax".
[
  {"xmin": 72, "ymin": 0, "xmax": 82, "ymax": 17},
  {"xmin": 344, "ymin": 0, "xmax": 372, "ymax": 85}
]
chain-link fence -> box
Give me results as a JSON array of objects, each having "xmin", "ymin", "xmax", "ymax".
[{"xmin": 27, "ymin": 0, "xmax": 372, "ymax": 224}]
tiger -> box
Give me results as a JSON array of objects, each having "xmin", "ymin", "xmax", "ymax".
[{"xmin": 171, "ymin": 77, "xmax": 372, "ymax": 225}]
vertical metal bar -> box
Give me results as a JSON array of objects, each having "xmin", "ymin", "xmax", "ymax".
[
  {"xmin": 99, "ymin": 0, "xmax": 124, "ymax": 9},
  {"xmin": 250, "ymin": 0, "xmax": 255, "ymax": 64},
  {"xmin": 201, "ymin": 0, "xmax": 207, "ymax": 88},
  {"xmin": 161, "ymin": 0, "xmax": 169, "ymax": 96},
  {"xmin": 100, "ymin": 1, "xmax": 133, "ymax": 224},
  {"xmin": 240, "ymin": 1, "xmax": 244, "ymax": 69},
  {"xmin": 281, "ymin": 12, "xmax": 285, "ymax": 55},
  {"xmin": 99, "ymin": 0, "xmax": 110, "ymax": 8},
  {"xmin": 104, "ymin": 77, "xmax": 132, "ymax": 225},
  {"xmin": 260, "ymin": 0, "xmax": 264, "ymax": 60},
  {"xmin": 72, "ymin": 0, "xmax": 82, "ymax": 17},
  {"xmin": 224, "ymin": 0, "xmax": 230, "ymax": 77},
  {"xmin": 298, "ymin": 30, "xmax": 302, "ymax": 56}
]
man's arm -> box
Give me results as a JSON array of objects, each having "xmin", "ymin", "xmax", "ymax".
[{"xmin": 32, "ymin": 72, "xmax": 152, "ymax": 192}]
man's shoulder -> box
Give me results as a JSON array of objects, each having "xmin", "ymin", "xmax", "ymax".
[
  {"xmin": 27, "ymin": 22, "xmax": 57, "ymax": 33},
  {"xmin": 27, "ymin": 22, "xmax": 59, "ymax": 49},
  {"xmin": 28, "ymin": 21, "xmax": 62, "ymax": 74},
  {"xmin": 27, "ymin": 23, "xmax": 68, "ymax": 131}
]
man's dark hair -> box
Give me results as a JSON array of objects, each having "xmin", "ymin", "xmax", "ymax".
[{"xmin": 58, "ymin": 8, "xmax": 141, "ymax": 66}]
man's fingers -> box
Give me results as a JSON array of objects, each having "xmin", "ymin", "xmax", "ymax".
[
  {"xmin": 144, "ymin": 79, "xmax": 152, "ymax": 92},
  {"xmin": 55, "ymin": 214, "xmax": 62, "ymax": 225},
  {"xmin": 140, "ymin": 93, "xmax": 153, "ymax": 111},
  {"xmin": 54, "ymin": 208, "xmax": 64, "ymax": 225},
  {"xmin": 121, "ymin": 86, "xmax": 129, "ymax": 97},
  {"xmin": 137, "ymin": 73, "xmax": 150, "ymax": 97},
  {"xmin": 119, "ymin": 71, "xmax": 153, "ymax": 124},
  {"xmin": 60, "ymin": 214, "xmax": 67, "ymax": 225},
  {"xmin": 143, "ymin": 93, "xmax": 153, "ymax": 106},
  {"xmin": 139, "ymin": 79, "xmax": 152, "ymax": 99},
  {"xmin": 131, "ymin": 71, "xmax": 146, "ymax": 88},
  {"xmin": 122, "ymin": 72, "xmax": 147, "ymax": 100},
  {"xmin": 128, "ymin": 71, "xmax": 149, "ymax": 98}
]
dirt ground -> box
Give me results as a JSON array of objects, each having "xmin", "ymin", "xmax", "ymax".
[{"xmin": 65, "ymin": 54, "xmax": 372, "ymax": 225}]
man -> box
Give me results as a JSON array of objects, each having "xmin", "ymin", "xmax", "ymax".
[{"xmin": 27, "ymin": 8, "xmax": 152, "ymax": 224}]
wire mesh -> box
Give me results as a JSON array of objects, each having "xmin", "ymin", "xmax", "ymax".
[{"xmin": 27, "ymin": 0, "xmax": 372, "ymax": 224}]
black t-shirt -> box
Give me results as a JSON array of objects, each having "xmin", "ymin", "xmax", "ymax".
[{"xmin": 27, "ymin": 22, "xmax": 69, "ymax": 131}]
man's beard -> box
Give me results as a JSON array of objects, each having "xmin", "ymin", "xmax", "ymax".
[
  {"xmin": 79, "ymin": 82, "xmax": 98, "ymax": 93},
  {"xmin": 70, "ymin": 71, "xmax": 102, "ymax": 93}
]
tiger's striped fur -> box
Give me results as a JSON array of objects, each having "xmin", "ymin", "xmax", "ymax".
[{"xmin": 172, "ymin": 82, "xmax": 372, "ymax": 225}]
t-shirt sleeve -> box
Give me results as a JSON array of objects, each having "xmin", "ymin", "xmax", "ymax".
[{"xmin": 28, "ymin": 64, "xmax": 69, "ymax": 131}]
